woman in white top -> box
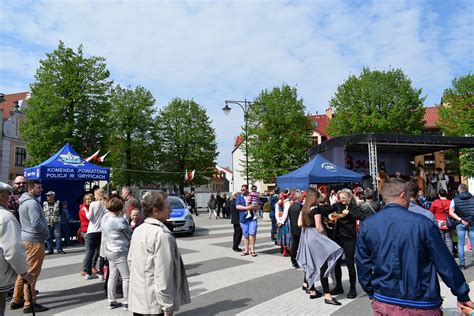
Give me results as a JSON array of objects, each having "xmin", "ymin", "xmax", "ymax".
[
  {"xmin": 103, "ymin": 196, "xmax": 132, "ymax": 311},
  {"xmin": 84, "ymin": 188, "xmax": 106, "ymax": 279}
]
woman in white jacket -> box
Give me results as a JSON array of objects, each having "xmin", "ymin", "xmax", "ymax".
[{"xmin": 128, "ymin": 191, "xmax": 190, "ymax": 316}]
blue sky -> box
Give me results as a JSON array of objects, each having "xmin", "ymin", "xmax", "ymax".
[{"xmin": 1, "ymin": 0, "xmax": 473, "ymax": 168}]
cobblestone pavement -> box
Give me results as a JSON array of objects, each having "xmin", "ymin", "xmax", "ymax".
[{"xmin": 8, "ymin": 214, "xmax": 474, "ymax": 315}]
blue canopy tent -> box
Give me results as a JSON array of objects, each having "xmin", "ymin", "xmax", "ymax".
[
  {"xmin": 276, "ymin": 155, "xmax": 362, "ymax": 190},
  {"xmin": 24, "ymin": 143, "xmax": 110, "ymax": 219}
]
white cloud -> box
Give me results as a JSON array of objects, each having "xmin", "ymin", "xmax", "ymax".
[{"xmin": 0, "ymin": 0, "xmax": 472, "ymax": 168}]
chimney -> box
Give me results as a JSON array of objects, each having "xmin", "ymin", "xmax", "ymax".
[{"xmin": 325, "ymin": 107, "xmax": 333, "ymax": 119}]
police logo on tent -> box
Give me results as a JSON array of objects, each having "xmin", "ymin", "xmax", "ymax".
[
  {"xmin": 321, "ymin": 162, "xmax": 337, "ymax": 172},
  {"xmin": 59, "ymin": 151, "xmax": 84, "ymax": 166}
]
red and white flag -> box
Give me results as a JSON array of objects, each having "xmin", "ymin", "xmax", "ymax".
[
  {"xmin": 85, "ymin": 149, "xmax": 100, "ymax": 162},
  {"xmin": 185, "ymin": 170, "xmax": 195, "ymax": 182},
  {"xmin": 97, "ymin": 151, "xmax": 110, "ymax": 163}
]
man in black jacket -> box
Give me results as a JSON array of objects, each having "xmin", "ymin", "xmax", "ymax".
[
  {"xmin": 449, "ymin": 183, "xmax": 474, "ymax": 269},
  {"xmin": 230, "ymin": 192, "xmax": 242, "ymax": 252}
]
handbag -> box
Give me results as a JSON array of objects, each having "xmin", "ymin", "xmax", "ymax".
[
  {"xmin": 446, "ymin": 216, "xmax": 460, "ymax": 228},
  {"xmin": 442, "ymin": 200, "xmax": 460, "ymax": 228}
]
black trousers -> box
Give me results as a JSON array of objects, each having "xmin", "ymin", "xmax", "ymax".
[
  {"xmin": 334, "ymin": 235, "xmax": 356, "ymax": 289},
  {"xmin": 190, "ymin": 202, "xmax": 197, "ymax": 215},
  {"xmin": 305, "ymin": 261, "xmax": 330, "ymax": 293},
  {"xmin": 85, "ymin": 232, "xmax": 102, "ymax": 275},
  {"xmin": 290, "ymin": 234, "xmax": 300, "ymax": 266},
  {"xmin": 233, "ymin": 224, "xmax": 243, "ymax": 250}
]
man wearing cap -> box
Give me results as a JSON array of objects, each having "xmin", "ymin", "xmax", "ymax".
[
  {"xmin": 43, "ymin": 191, "xmax": 65, "ymax": 255},
  {"xmin": 11, "ymin": 180, "xmax": 49, "ymax": 313},
  {"xmin": 8, "ymin": 175, "xmax": 28, "ymax": 222},
  {"xmin": 0, "ymin": 182, "xmax": 32, "ymax": 315}
]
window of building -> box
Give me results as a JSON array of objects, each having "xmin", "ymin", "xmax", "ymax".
[{"xmin": 15, "ymin": 147, "xmax": 27, "ymax": 167}]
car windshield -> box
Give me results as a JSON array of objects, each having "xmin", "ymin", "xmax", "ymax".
[{"xmin": 169, "ymin": 197, "xmax": 186, "ymax": 209}]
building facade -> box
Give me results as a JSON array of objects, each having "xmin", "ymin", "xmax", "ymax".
[{"xmin": 0, "ymin": 92, "xmax": 29, "ymax": 183}]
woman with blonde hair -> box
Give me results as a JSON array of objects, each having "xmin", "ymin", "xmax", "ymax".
[
  {"xmin": 128, "ymin": 191, "xmax": 190, "ymax": 315},
  {"xmin": 297, "ymin": 188, "xmax": 343, "ymax": 305},
  {"xmin": 84, "ymin": 188, "xmax": 107, "ymax": 279}
]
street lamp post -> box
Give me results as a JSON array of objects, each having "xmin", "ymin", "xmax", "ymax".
[{"xmin": 223, "ymin": 99, "xmax": 263, "ymax": 188}]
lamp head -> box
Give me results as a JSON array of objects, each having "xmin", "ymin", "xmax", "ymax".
[{"xmin": 222, "ymin": 104, "xmax": 231, "ymax": 115}]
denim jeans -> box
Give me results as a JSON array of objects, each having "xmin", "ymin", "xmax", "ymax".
[
  {"xmin": 270, "ymin": 211, "xmax": 277, "ymax": 242},
  {"xmin": 85, "ymin": 232, "xmax": 102, "ymax": 275},
  {"xmin": 46, "ymin": 223, "xmax": 63, "ymax": 252},
  {"xmin": 456, "ymin": 224, "xmax": 474, "ymax": 265}
]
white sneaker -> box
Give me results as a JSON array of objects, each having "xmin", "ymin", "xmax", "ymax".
[
  {"xmin": 84, "ymin": 274, "xmax": 98, "ymax": 280},
  {"xmin": 123, "ymin": 303, "xmax": 128, "ymax": 311}
]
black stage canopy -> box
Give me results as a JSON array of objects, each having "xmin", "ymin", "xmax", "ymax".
[{"xmin": 310, "ymin": 133, "xmax": 474, "ymax": 157}]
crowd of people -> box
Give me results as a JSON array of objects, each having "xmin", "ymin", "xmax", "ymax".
[
  {"xmin": 0, "ymin": 179, "xmax": 191, "ymax": 315},
  {"xmin": 224, "ymin": 176, "xmax": 474, "ymax": 313},
  {"xmin": 2, "ymin": 170, "xmax": 474, "ymax": 315}
]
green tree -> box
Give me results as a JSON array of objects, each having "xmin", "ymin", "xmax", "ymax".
[
  {"xmin": 21, "ymin": 41, "xmax": 112, "ymax": 165},
  {"xmin": 246, "ymin": 84, "xmax": 313, "ymax": 182},
  {"xmin": 327, "ymin": 67, "xmax": 426, "ymax": 136},
  {"xmin": 108, "ymin": 85, "xmax": 157, "ymax": 186},
  {"xmin": 438, "ymin": 74, "xmax": 474, "ymax": 176},
  {"xmin": 155, "ymin": 98, "xmax": 218, "ymax": 194}
]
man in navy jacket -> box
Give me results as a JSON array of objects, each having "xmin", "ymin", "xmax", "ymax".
[{"xmin": 356, "ymin": 178, "xmax": 473, "ymax": 314}]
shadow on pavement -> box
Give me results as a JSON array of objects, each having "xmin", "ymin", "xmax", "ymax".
[{"xmin": 38, "ymin": 282, "xmax": 105, "ymax": 311}]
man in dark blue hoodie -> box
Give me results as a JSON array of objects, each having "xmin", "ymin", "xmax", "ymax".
[
  {"xmin": 357, "ymin": 178, "xmax": 472, "ymax": 315},
  {"xmin": 449, "ymin": 183, "xmax": 474, "ymax": 270}
]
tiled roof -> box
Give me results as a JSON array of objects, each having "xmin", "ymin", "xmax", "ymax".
[
  {"xmin": 216, "ymin": 165, "xmax": 233, "ymax": 175},
  {"xmin": 1, "ymin": 92, "xmax": 28, "ymax": 119},
  {"xmin": 423, "ymin": 106, "xmax": 439, "ymax": 129},
  {"xmin": 310, "ymin": 114, "xmax": 330, "ymax": 138},
  {"xmin": 234, "ymin": 135, "xmax": 244, "ymax": 148}
]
